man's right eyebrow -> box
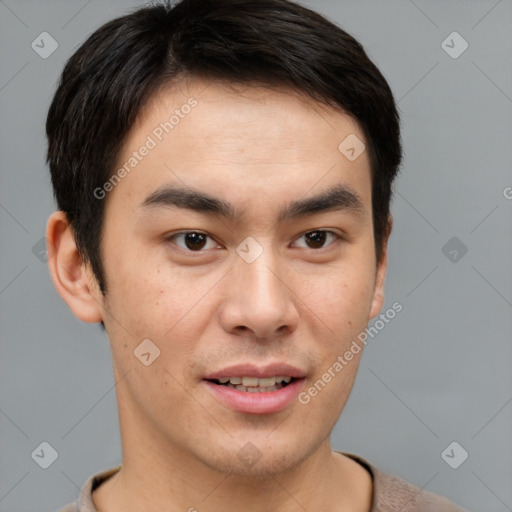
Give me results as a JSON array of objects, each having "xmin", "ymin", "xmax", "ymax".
[{"xmin": 140, "ymin": 186, "xmax": 239, "ymax": 221}]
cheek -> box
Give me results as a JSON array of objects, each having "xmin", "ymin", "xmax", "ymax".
[
  {"xmin": 107, "ymin": 254, "xmax": 222, "ymax": 347},
  {"xmin": 297, "ymin": 274, "xmax": 370, "ymax": 417},
  {"xmin": 301, "ymin": 262, "xmax": 375, "ymax": 330},
  {"xmin": 104, "ymin": 266, "xmax": 208, "ymax": 396}
]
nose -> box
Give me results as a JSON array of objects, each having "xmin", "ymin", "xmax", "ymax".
[{"xmin": 219, "ymin": 242, "xmax": 299, "ymax": 340}]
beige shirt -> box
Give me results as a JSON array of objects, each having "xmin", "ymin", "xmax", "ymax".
[{"xmin": 58, "ymin": 453, "xmax": 467, "ymax": 512}]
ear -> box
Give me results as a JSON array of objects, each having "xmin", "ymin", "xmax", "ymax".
[
  {"xmin": 46, "ymin": 211, "xmax": 104, "ymax": 323},
  {"xmin": 369, "ymin": 216, "xmax": 392, "ymax": 320}
]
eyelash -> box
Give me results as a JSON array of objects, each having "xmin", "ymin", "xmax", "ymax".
[{"xmin": 166, "ymin": 230, "xmax": 343, "ymax": 253}]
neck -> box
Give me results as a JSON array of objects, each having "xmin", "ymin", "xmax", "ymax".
[{"xmin": 92, "ymin": 438, "xmax": 372, "ymax": 512}]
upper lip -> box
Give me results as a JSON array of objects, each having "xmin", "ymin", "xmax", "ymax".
[{"xmin": 204, "ymin": 363, "xmax": 306, "ymax": 380}]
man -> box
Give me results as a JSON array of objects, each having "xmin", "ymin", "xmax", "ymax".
[{"xmin": 46, "ymin": 0, "xmax": 467, "ymax": 510}]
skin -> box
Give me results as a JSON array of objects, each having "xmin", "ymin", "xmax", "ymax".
[{"xmin": 47, "ymin": 78, "xmax": 391, "ymax": 511}]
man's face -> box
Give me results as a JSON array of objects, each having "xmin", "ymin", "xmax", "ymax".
[{"xmin": 96, "ymin": 79, "xmax": 387, "ymax": 476}]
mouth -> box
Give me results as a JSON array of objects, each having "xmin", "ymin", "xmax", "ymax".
[
  {"xmin": 206, "ymin": 375, "xmax": 296, "ymax": 393},
  {"xmin": 203, "ymin": 364, "xmax": 306, "ymax": 414}
]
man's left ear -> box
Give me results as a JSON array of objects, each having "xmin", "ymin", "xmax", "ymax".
[{"xmin": 369, "ymin": 216, "xmax": 392, "ymax": 319}]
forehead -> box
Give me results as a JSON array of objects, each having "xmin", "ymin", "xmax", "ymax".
[{"xmin": 106, "ymin": 79, "xmax": 372, "ymax": 216}]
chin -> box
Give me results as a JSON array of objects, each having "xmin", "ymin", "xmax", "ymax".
[{"xmin": 191, "ymin": 433, "xmax": 320, "ymax": 479}]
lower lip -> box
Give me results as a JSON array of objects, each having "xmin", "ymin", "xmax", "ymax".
[{"xmin": 203, "ymin": 379, "xmax": 304, "ymax": 414}]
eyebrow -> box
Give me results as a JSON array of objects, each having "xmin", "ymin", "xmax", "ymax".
[{"xmin": 140, "ymin": 183, "xmax": 366, "ymax": 222}]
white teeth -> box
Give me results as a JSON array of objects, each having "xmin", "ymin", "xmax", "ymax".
[
  {"xmin": 258, "ymin": 377, "xmax": 276, "ymax": 387},
  {"xmin": 230, "ymin": 384, "xmax": 280, "ymax": 392},
  {"xmin": 242, "ymin": 377, "xmax": 259, "ymax": 387},
  {"xmin": 216, "ymin": 376, "xmax": 294, "ymax": 387}
]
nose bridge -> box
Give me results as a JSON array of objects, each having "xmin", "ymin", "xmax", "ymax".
[
  {"xmin": 221, "ymin": 236, "xmax": 298, "ymax": 337},
  {"xmin": 236, "ymin": 236, "xmax": 285, "ymax": 304}
]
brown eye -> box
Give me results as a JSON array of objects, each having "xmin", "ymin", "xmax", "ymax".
[
  {"xmin": 183, "ymin": 232, "xmax": 207, "ymax": 250},
  {"xmin": 169, "ymin": 231, "xmax": 217, "ymax": 252},
  {"xmin": 304, "ymin": 231, "xmax": 328, "ymax": 249},
  {"xmin": 292, "ymin": 230, "xmax": 341, "ymax": 250}
]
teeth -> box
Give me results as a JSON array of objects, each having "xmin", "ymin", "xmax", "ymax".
[
  {"xmin": 230, "ymin": 384, "xmax": 281, "ymax": 392},
  {"xmin": 242, "ymin": 377, "xmax": 259, "ymax": 387},
  {"xmin": 216, "ymin": 376, "xmax": 294, "ymax": 387}
]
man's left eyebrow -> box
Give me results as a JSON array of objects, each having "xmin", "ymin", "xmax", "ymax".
[
  {"xmin": 139, "ymin": 183, "xmax": 366, "ymax": 221},
  {"xmin": 277, "ymin": 184, "xmax": 366, "ymax": 223}
]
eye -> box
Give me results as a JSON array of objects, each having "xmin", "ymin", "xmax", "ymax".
[
  {"xmin": 292, "ymin": 230, "xmax": 342, "ymax": 250},
  {"xmin": 167, "ymin": 231, "xmax": 220, "ymax": 252}
]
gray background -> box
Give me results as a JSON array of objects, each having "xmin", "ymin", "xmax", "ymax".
[{"xmin": 1, "ymin": 0, "xmax": 511, "ymax": 510}]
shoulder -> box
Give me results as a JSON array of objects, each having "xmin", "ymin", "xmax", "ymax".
[
  {"xmin": 373, "ymin": 470, "xmax": 468, "ymax": 512},
  {"xmin": 342, "ymin": 453, "xmax": 469, "ymax": 512},
  {"xmin": 55, "ymin": 465, "xmax": 121, "ymax": 512}
]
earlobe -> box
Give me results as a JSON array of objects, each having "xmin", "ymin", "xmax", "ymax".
[
  {"xmin": 369, "ymin": 216, "xmax": 392, "ymax": 320},
  {"xmin": 46, "ymin": 211, "xmax": 104, "ymax": 323}
]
